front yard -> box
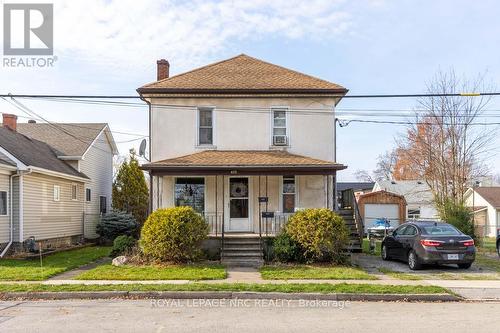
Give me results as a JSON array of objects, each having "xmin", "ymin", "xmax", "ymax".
[
  {"xmin": 0, "ymin": 246, "xmax": 111, "ymax": 281},
  {"xmin": 75, "ymin": 263, "xmax": 227, "ymax": 280},
  {"xmin": 260, "ymin": 264, "xmax": 377, "ymax": 280}
]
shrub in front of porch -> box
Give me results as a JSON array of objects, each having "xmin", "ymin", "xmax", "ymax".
[
  {"xmin": 284, "ymin": 208, "xmax": 349, "ymax": 263},
  {"xmin": 140, "ymin": 206, "xmax": 209, "ymax": 263}
]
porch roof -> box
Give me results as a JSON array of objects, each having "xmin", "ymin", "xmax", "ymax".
[{"xmin": 141, "ymin": 150, "xmax": 346, "ymax": 175}]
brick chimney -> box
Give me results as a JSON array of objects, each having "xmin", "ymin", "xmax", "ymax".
[
  {"xmin": 157, "ymin": 59, "xmax": 170, "ymax": 81},
  {"xmin": 2, "ymin": 113, "xmax": 17, "ymax": 131}
]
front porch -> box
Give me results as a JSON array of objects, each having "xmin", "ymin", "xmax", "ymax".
[{"xmin": 141, "ymin": 150, "xmax": 349, "ymax": 265}]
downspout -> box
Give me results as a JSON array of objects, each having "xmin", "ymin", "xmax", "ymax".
[{"xmin": 0, "ymin": 168, "xmax": 31, "ymax": 257}]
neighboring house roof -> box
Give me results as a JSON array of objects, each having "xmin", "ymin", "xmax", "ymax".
[
  {"xmin": 337, "ymin": 182, "xmax": 375, "ymax": 192},
  {"xmin": 473, "ymin": 187, "xmax": 500, "ymax": 208},
  {"xmin": 142, "ymin": 150, "xmax": 346, "ymax": 173},
  {"xmin": 375, "ymin": 180, "xmax": 433, "ymax": 204},
  {"xmin": 13, "ymin": 123, "xmax": 117, "ymax": 157},
  {"xmin": 138, "ymin": 54, "xmax": 347, "ymax": 95},
  {"xmin": 0, "ymin": 127, "xmax": 88, "ymax": 179}
]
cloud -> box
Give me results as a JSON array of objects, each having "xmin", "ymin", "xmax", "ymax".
[{"xmin": 53, "ymin": 0, "xmax": 353, "ymax": 71}]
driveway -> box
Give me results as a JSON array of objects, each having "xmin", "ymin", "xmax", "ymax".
[{"xmin": 352, "ymin": 253, "xmax": 500, "ymax": 278}]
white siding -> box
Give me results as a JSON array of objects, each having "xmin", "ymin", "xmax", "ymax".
[
  {"xmin": 80, "ymin": 130, "xmax": 113, "ymax": 216},
  {"xmin": 0, "ymin": 172, "xmax": 10, "ymax": 243},
  {"xmin": 22, "ymin": 173, "xmax": 84, "ymax": 241}
]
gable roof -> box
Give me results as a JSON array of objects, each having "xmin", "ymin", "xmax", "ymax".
[
  {"xmin": 474, "ymin": 187, "xmax": 500, "ymax": 208},
  {"xmin": 0, "ymin": 127, "xmax": 88, "ymax": 179},
  {"xmin": 14, "ymin": 123, "xmax": 117, "ymax": 157},
  {"xmin": 375, "ymin": 180, "xmax": 433, "ymax": 204},
  {"xmin": 337, "ymin": 182, "xmax": 375, "ymax": 192},
  {"xmin": 138, "ymin": 54, "xmax": 347, "ymax": 95}
]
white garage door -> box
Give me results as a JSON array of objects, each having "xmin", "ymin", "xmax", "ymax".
[{"xmin": 364, "ymin": 204, "xmax": 399, "ymax": 232}]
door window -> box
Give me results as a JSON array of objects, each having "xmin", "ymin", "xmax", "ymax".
[
  {"xmin": 230, "ymin": 178, "xmax": 248, "ymax": 218},
  {"xmin": 402, "ymin": 225, "xmax": 417, "ymax": 236},
  {"xmin": 393, "ymin": 225, "xmax": 407, "ymax": 236}
]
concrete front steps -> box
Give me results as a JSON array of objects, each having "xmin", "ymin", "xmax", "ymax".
[{"xmin": 221, "ymin": 236, "xmax": 264, "ymax": 267}]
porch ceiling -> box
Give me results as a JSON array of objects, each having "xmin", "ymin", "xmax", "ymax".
[{"xmin": 141, "ymin": 150, "xmax": 346, "ymax": 175}]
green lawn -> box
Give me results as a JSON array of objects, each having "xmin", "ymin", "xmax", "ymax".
[
  {"xmin": 475, "ymin": 254, "xmax": 500, "ymax": 272},
  {"xmin": 0, "ymin": 246, "xmax": 111, "ymax": 281},
  {"xmin": 75, "ymin": 263, "xmax": 227, "ymax": 280},
  {"xmin": 478, "ymin": 237, "xmax": 497, "ymax": 254},
  {"xmin": 362, "ymin": 238, "xmax": 382, "ymax": 256},
  {"xmin": 260, "ymin": 265, "xmax": 377, "ymax": 280},
  {"xmin": 0, "ymin": 283, "xmax": 448, "ymax": 294}
]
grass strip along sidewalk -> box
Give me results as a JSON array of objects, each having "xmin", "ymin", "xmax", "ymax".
[
  {"xmin": 0, "ymin": 283, "xmax": 449, "ymax": 294},
  {"xmin": 0, "ymin": 247, "xmax": 111, "ymax": 281},
  {"xmin": 75, "ymin": 264, "xmax": 227, "ymax": 280},
  {"xmin": 261, "ymin": 265, "xmax": 377, "ymax": 280}
]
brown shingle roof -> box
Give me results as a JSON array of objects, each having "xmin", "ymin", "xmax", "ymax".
[
  {"xmin": 475, "ymin": 187, "xmax": 500, "ymax": 208},
  {"xmin": 15, "ymin": 123, "xmax": 107, "ymax": 157},
  {"xmin": 138, "ymin": 54, "xmax": 347, "ymax": 95},
  {"xmin": 143, "ymin": 150, "xmax": 344, "ymax": 169}
]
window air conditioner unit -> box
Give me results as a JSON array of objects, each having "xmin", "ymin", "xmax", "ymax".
[{"xmin": 273, "ymin": 135, "xmax": 288, "ymax": 146}]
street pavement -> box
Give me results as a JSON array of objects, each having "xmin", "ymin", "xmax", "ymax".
[{"xmin": 0, "ymin": 299, "xmax": 499, "ymax": 332}]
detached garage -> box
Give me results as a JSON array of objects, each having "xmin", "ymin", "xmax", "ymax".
[{"xmin": 357, "ymin": 190, "xmax": 407, "ymax": 232}]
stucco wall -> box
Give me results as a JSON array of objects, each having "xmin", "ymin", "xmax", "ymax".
[
  {"xmin": 158, "ymin": 174, "xmax": 329, "ymax": 232},
  {"xmin": 149, "ymin": 97, "xmax": 337, "ymax": 163}
]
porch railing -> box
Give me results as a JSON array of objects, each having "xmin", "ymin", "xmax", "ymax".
[
  {"xmin": 204, "ymin": 212, "xmax": 223, "ymax": 236},
  {"xmin": 203, "ymin": 212, "xmax": 290, "ymax": 237}
]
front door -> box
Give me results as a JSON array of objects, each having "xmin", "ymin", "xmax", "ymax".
[{"xmin": 226, "ymin": 177, "xmax": 252, "ymax": 232}]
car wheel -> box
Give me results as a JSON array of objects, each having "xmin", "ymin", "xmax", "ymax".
[
  {"xmin": 408, "ymin": 250, "xmax": 422, "ymax": 270},
  {"xmin": 458, "ymin": 263, "xmax": 472, "ymax": 269},
  {"xmin": 381, "ymin": 244, "xmax": 390, "ymax": 261}
]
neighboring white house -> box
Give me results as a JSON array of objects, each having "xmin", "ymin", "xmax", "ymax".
[
  {"xmin": 464, "ymin": 187, "xmax": 500, "ymax": 237},
  {"xmin": 138, "ymin": 54, "xmax": 348, "ymax": 237},
  {"xmin": 0, "ymin": 114, "xmax": 117, "ymax": 255},
  {"xmin": 373, "ymin": 180, "xmax": 439, "ymax": 220}
]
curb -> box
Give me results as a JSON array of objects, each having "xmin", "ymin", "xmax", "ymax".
[{"xmin": 0, "ymin": 291, "xmax": 462, "ymax": 302}]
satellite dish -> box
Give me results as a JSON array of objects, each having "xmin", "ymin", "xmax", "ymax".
[{"xmin": 139, "ymin": 139, "xmax": 148, "ymax": 159}]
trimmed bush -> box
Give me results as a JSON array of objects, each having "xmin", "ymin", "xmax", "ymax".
[
  {"xmin": 140, "ymin": 206, "xmax": 209, "ymax": 263},
  {"xmin": 285, "ymin": 208, "xmax": 349, "ymax": 263},
  {"xmin": 111, "ymin": 235, "xmax": 136, "ymax": 257},
  {"xmin": 97, "ymin": 210, "xmax": 138, "ymax": 241},
  {"xmin": 273, "ymin": 232, "xmax": 304, "ymax": 263}
]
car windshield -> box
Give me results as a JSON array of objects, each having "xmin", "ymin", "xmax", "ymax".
[{"xmin": 421, "ymin": 224, "xmax": 461, "ymax": 236}]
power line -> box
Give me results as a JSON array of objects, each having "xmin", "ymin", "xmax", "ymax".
[{"xmin": 2, "ymin": 92, "xmax": 500, "ymax": 99}]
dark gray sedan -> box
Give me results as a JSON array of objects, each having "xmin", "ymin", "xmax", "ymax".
[{"xmin": 381, "ymin": 221, "xmax": 476, "ymax": 270}]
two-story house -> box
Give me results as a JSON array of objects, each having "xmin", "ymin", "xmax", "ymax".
[
  {"xmin": 0, "ymin": 114, "xmax": 116, "ymax": 255},
  {"xmin": 138, "ymin": 54, "xmax": 349, "ymax": 264}
]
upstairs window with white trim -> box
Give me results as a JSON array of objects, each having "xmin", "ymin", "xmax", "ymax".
[
  {"xmin": 53, "ymin": 185, "xmax": 60, "ymax": 202},
  {"xmin": 198, "ymin": 107, "xmax": 213, "ymax": 145},
  {"xmin": 282, "ymin": 176, "xmax": 295, "ymax": 213},
  {"xmin": 272, "ymin": 108, "xmax": 288, "ymax": 146},
  {"xmin": 0, "ymin": 191, "xmax": 7, "ymax": 215}
]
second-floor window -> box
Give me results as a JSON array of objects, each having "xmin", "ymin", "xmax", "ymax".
[
  {"xmin": 272, "ymin": 108, "xmax": 287, "ymax": 146},
  {"xmin": 198, "ymin": 107, "xmax": 213, "ymax": 145}
]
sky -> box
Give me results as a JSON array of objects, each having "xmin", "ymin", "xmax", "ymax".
[{"xmin": 1, "ymin": 0, "xmax": 500, "ymax": 181}]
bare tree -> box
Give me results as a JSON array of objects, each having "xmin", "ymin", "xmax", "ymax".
[
  {"xmin": 373, "ymin": 150, "xmax": 398, "ymax": 181},
  {"xmin": 396, "ymin": 69, "xmax": 495, "ymax": 207},
  {"xmin": 354, "ymin": 169, "xmax": 374, "ymax": 182}
]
